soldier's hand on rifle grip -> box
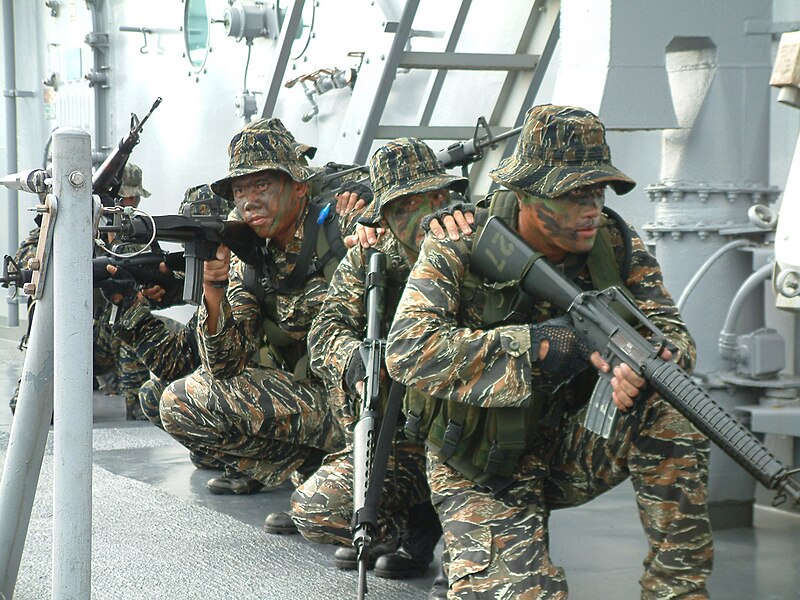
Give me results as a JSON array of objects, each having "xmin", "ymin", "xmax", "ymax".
[
  {"xmin": 203, "ymin": 245, "xmax": 231, "ymax": 333},
  {"xmin": 139, "ymin": 262, "xmax": 171, "ymax": 304},
  {"xmin": 610, "ymin": 348, "xmax": 672, "ymax": 412}
]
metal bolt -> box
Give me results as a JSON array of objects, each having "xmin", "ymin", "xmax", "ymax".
[
  {"xmin": 68, "ymin": 171, "xmax": 85, "ymax": 187},
  {"xmin": 33, "ymin": 204, "xmax": 50, "ymax": 213},
  {"xmin": 23, "ymin": 283, "xmax": 36, "ymax": 296},
  {"xmin": 28, "ymin": 258, "xmax": 41, "ymax": 270}
]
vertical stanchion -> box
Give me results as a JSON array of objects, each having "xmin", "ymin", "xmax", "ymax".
[{"xmin": 50, "ymin": 128, "xmax": 93, "ymax": 599}]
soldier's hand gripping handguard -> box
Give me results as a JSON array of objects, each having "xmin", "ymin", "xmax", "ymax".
[{"xmin": 471, "ymin": 216, "xmax": 800, "ymax": 508}]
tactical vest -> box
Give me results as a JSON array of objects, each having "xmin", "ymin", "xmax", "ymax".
[
  {"xmin": 243, "ymin": 198, "xmax": 346, "ymax": 378},
  {"xmin": 402, "ymin": 190, "xmax": 633, "ymax": 490}
]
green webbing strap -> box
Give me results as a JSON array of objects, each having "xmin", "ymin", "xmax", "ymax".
[
  {"xmin": 485, "ymin": 408, "xmax": 529, "ymax": 474},
  {"xmin": 438, "ymin": 401, "xmax": 469, "ymax": 461}
]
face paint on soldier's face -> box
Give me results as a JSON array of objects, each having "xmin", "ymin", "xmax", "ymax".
[
  {"xmin": 232, "ymin": 170, "xmax": 305, "ymax": 247},
  {"xmin": 383, "ymin": 189, "xmax": 450, "ymax": 251},
  {"xmin": 517, "ymin": 184, "xmax": 606, "ymax": 262}
]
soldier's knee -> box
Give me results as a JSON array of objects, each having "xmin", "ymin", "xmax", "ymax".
[
  {"xmin": 139, "ymin": 380, "xmax": 164, "ymax": 427},
  {"xmin": 159, "ymin": 377, "xmax": 189, "ymax": 433}
]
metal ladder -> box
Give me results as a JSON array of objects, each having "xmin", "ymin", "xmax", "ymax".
[{"xmin": 330, "ymin": 0, "xmax": 560, "ymax": 188}]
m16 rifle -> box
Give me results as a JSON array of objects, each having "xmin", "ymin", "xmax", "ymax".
[
  {"xmin": 471, "ymin": 216, "xmax": 800, "ymax": 508},
  {"xmin": 436, "ymin": 117, "xmax": 522, "ymax": 174},
  {"xmin": 93, "ymin": 251, "xmax": 186, "ymax": 291},
  {"xmin": 99, "ymin": 213, "xmax": 263, "ymax": 306},
  {"xmin": 93, "ymin": 97, "xmax": 162, "ymax": 207},
  {"xmin": 351, "ymin": 251, "xmax": 406, "ymax": 599}
]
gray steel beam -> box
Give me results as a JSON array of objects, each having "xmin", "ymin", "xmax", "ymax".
[
  {"xmin": 261, "ymin": 0, "xmax": 306, "ymax": 119},
  {"xmin": 489, "ymin": 0, "xmax": 549, "ymax": 125},
  {"xmin": 399, "ymin": 51, "xmax": 539, "ymax": 71},
  {"xmin": 337, "ymin": 0, "xmax": 420, "ymax": 164},
  {"xmin": 498, "ymin": 13, "xmax": 560, "ymax": 161},
  {"xmin": 0, "ymin": 239, "xmax": 54, "ymax": 599},
  {"xmin": 417, "ymin": 0, "xmax": 472, "ymax": 126}
]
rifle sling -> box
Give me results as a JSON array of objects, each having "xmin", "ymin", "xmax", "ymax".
[
  {"xmin": 353, "ymin": 380, "xmax": 406, "ymax": 528},
  {"xmin": 271, "ymin": 203, "xmax": 324, "ymax": 293}
]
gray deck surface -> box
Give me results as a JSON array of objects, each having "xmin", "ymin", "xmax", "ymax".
[{"xmin": 1, "ymin": 332, "xmax": 799, "ymax": 600}]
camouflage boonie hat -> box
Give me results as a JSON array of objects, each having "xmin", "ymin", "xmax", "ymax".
[
  {"xmin": 210, "ymin": 117, "xmax": 317, "ymax": 200},
  {"xmin": 179, "ymin": 184, "xmax": 233, "ymax": 218},
  {"xmin": 118, "ymin": 162, "xmax": 151, "ymax": 198},
  {"xmin": 361, "ymin": 137, "xmax": 468, "ymax": 224},
  {"xmin": 489, "ymin": 105, "xmax": 635, "ymax": 198}
]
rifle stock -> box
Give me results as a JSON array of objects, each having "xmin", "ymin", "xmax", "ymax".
[{"xmin": 471, "ymin": 216, "xmax": 800, "ymax": 508}]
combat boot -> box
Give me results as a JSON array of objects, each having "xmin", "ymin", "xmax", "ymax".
[
  {"xmin": 331, "ymin": 538, "xmax": 398, "ymax": 570},
  {"xmin": 374, "ymin": 501, "xmax": 442, "ymax": 579},
  {"xmin": 189, "ymin": 451, "xmax": 225, "ymax": 471},
  {"xmin": 263, "ymin": 511, "xmax": 299, "ymax": 535},
  {"xmin": 207, "ymin": 466, "xmax": 265, "ymax": 495}
]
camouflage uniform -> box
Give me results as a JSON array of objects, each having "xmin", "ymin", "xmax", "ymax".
[
  {"xmin": 112, "ymin": 300, "xmax": 199, "ymax": 425},
  {"xmin": 110, "ymin": 184, "xmax": 232, "ymax": 426},
  {"xmin": 386, "ymin": 106, "xmax": 713, "ymax": 599},
  {"xmin": 159, "ymin": 119, "xmax": 351, "ymax": 488},
  {"xmin": 93, "ymin": 162, "xmax": 155, "ymax": 420},
  {"xmin": 294, "ymin": 138, "xmax": 467, "ymax": 577}
]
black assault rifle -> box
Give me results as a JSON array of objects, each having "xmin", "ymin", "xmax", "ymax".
[
  {"xmin": 313, "ymin": 117, "xmax": 524, "ymax": 200},
  {"xmin": 471, "ymin": 216, "xmax": 800, "ymax": 508},
  {"xmin": 99, "ymin": 213, "xmax": 263, "ymax": 306},
  {"xmin": 436, "ymin": 117, "xmax": 522, "ymax": 172},
  {"xmin": 93, "ymin": 97, "xmax": 162, "ymax": 207},
  {"xmin": 352, "ymin": 251, "xmax": 407, "ymax": 599},
  {"xmin": 93, "ymin": 251, "xmax": 186, "ymax": 290}
]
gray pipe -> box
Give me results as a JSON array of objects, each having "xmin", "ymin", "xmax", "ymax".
[
  {"xmin": 0, "ymin": 238, "xmax": 55, "ymax": 596},
  {"xmin": 51, "ymin": 128, "xmax": 93, "ymax": 600},
  {"xmin": 677, "ymin": 239, "xmax": 755, "ymax": 312},
  {"xmin": 3, "ymin": 0, "xmax": 20, "ymax": 326},
  {"xmin": 86, "ymin": 0, "xmax": 110, "ymax": 162},
  {"xmin": 718, "ymin": 262, "xmax": 774, "ymax": 362}
]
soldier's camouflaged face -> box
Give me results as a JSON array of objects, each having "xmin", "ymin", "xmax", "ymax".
[
  {"xmin": 383, "ymin": 188, "xmax": 451, "ymax": 252},
  {"xmin": 518, "ymin": 184, "xmax": 606, "ymax": 261},
  {"xmin": 362, "ymin": 137, "xmax": 467, "ymax": 224},
  {"xmin": 231, "ymin": 170, "xmax": 305, "ymax": 244},
  {"xmin": 490, "ymin": 105, "xmax": 635, "ymax": 199},
  {"xmin": 210, "ymin": 118, "xmax": 316, "ymax": 201}
]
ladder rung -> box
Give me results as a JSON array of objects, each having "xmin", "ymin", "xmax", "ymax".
[{"xmin": 399, "ymin": 51, "xmax": 540, "ymax": 71}]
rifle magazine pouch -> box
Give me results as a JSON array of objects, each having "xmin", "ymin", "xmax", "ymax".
[{"xmin": 403, "ymin": 387, "xmax": 440, "ymax": 443}]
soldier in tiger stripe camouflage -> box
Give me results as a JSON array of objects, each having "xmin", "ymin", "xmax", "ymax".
[
  {"xmin": 385, "ymin": 105, "xmax": 713, "ymax": 599},
  {"xmin": 293, "ymin": 138, "xmax": 467, "ymax": 587},
  {"xmin": 158, "ymin": 119, "xmax": 363, "ymax": 531}
]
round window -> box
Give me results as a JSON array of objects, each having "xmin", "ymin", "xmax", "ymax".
[{"xmin": 184, "ymin": 0, "xmax": 210, "ymax": 72}]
